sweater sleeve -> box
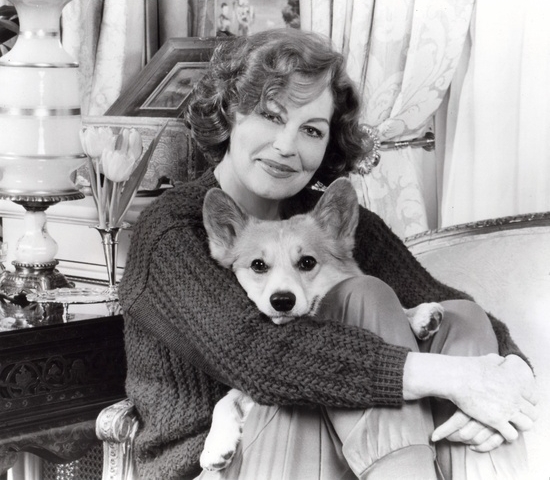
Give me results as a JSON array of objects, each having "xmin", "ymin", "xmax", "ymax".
[
  {"xmin": 352, "ymin": 207, "xmax": 529, "ymax": 363},
  {"xmin": 120, "ymin": 191, "xmax": 409, "ymax": 409}
]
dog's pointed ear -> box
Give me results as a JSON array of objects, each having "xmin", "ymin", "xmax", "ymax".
[
  {"xmin": 203, "ymin": 188, "xmax": 248, "ymax": 266},
  {"xmin": 311, "ymin": 178, "xmax": 359, "ymax": 239}
]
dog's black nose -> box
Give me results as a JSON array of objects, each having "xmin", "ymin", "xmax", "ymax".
[{"xmin": 270, "ymin": 292, "xmax": 296, "ymax": 312}]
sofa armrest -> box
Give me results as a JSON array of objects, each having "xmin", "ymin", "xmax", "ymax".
[{"xmin": 96, "ymin": 398, "xmax": 139, "ymax": 480}]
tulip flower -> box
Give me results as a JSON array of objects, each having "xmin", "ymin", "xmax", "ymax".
[
  {"xmin": 101, "ymin": 149, "xmax": 136, "ymax": 183},
  {"xmin": 80, "ymin": 123, "xmax": 167, "ymax": 230},
  {"xmin": 126, "ymin": 128, "xmax": 143, "ymax": 163},
  {"xmin": 80, "ymin": 126, "xmax": 116, "ymax": 159}
]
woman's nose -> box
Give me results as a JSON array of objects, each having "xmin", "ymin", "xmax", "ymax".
[{"xmin": 272, "ymin": 127, "xmax": 297, "ymax": 157}]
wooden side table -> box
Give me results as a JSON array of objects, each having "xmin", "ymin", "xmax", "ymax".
[{"xmin": 0, "ymin": 315, "xmax": 126, "ymax": 473}]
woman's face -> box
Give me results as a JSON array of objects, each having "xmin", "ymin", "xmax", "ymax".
[{"xmin": 224, "ymin": 87, "xmax": 334, "ymax": 201}]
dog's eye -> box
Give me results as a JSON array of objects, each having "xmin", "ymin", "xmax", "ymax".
[
  {"xmin": 250, "ymin": 259, "xmax": 268, "ymax": 273},
  {"xmin": 297, "ymin": 256, "xmax": 317, "ymax": 271}
]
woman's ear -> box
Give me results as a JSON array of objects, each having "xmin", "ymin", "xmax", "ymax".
[
  {"xmin": 202, "ymin": 188, "xmax": 248, "ymax": 267},
  {"xmin": 311, "ymin": 178, "xmax": 359, "ymax": 240}
]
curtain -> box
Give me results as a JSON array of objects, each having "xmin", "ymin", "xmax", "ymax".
[
  {"xmin": 61, "ymin": 0, "xmax": 209, "ymax": 116},
  {"xmin": 301, "ymin": 0, "xmax": 474, "ymax": 238},
  {"xmin": 61, "ymin": 0, "xmax": 146, "ymax": 115},
  {"xmin": 441, "ymin": 0, "xmax": 550, "ymax": 227}
]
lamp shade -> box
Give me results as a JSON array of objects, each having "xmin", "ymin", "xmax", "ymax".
[{"xmin": 0, "ymin": 0, "xmax": 85, "ymax": 202}]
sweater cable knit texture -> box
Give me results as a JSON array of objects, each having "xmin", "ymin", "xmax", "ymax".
[{"xmin": 119, "ymin": 169, "xmax": 525, "ymax": 480}]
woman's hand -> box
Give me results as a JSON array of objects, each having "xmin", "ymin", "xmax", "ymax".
[
  {"xmin": 447, "ymin": 354, "xmax": 538, "ymax": 442},
  {"xmin": 432, "ymin": 410, "xmax": 506, "ymax": 452},
  {"xmin": 404, "ymin": 353, "xmax": 538, "ymax": 442}
]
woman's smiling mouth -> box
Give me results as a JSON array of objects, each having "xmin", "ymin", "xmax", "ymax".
[{"xmin": 258, "ymin": 159, "xmax": 297, "ymax": 178}]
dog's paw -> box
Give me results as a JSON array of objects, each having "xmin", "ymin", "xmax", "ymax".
[
  {"xmin": 407, "ymin": 302, "xmax": 444, "ymax": 341},
  {"xmin": 200, "ymin": 428, "xmax": 241, "ymax": 472}
]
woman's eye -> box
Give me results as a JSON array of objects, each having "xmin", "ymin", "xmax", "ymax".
[
  {"xmin": 297, "ymin": 256, "xmax": 317, "ymax": 271},
  {"xmin": 251, "ymin": 259, "xmax": 269, "ymax": 273},
  {"xmin": 303, "ymin": 126, "xmax": 325, "ymax": 139},
  {"xmin": 261, "ymin": 112, "xmax": 282, "ymax": 124}
]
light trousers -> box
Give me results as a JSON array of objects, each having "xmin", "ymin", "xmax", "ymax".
[{"xmin": 196, "ymin": 276, "xmax": 528, "ymax": 480}]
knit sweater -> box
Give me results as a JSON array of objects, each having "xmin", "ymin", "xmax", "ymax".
[{"xmin": 119, "ymin": 168, "xmax": 525, "ymax": 480}]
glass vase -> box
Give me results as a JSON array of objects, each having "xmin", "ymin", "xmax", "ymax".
[{"xmin": 94, "ymin": 226, "xmax": 124, "ymax": 292}]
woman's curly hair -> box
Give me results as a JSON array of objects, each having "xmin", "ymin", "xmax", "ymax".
[{"xmin": 185, "ymin": 28, "xmax": 369, "ymax": 185}]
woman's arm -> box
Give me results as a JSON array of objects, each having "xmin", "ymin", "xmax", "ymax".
[
  {"xmin": 120, "ymin": 187, "xmax": 410, "ymax": 409},
  {"xmin": 121, "ymin": 183, "xmax": 534, "ymax": 423}
]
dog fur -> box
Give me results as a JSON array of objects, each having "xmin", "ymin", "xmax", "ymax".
[{"xmin": 200, "ymin": 178, "xmax": 444, "ymax": 471}]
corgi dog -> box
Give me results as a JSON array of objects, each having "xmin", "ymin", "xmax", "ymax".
[{"xmin": 200, "ymin": 178, "xmax": 444, "ymax": 472}]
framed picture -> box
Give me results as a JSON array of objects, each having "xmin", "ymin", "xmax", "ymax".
[
  {"xmin": 105, "ymin": 37, "xmax": 222, "ymax": 118},
  {"xmin": 139, "ymin": 62, "xmax": 204, "ymax": 112},
  {"xmin": 213, "ymin": 0, "xmax": 299, "ymax": 37}
]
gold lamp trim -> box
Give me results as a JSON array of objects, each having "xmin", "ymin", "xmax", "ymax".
[
  {"xmin": 0, "ymin": 106, "xmax": 81, "ymax": 116},
  {"xmin": 0, "ymin": 153, "xmax": 87, "ymax": 160},
  {"xmin": 0, "ymin": 61, "xmax": 79, "ymax": 68},
  {"xmin": 19, "ymin": 30, "xmax": 60, "ymax": 39}
]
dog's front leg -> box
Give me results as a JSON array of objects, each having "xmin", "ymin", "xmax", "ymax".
[
  {"xmin": 404, "ymin": 303, "xmax": 444, "ymax": 341},
  {"xmin": 200, "ymin": 388, "xmax": 256, "ymax": 472}
]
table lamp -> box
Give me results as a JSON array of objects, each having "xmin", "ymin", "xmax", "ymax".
[{"xmin": 0, "ymin": 0, "xmax": 85, "ymax": 312}]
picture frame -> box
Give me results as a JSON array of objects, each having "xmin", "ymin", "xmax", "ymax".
[
  {"xmin": 105, "ymin": 37, "xmax": 222, "ymax": 118},
  {"xmin": 213, "ymin": 0, "xmax": 296, "ymax": 37}
]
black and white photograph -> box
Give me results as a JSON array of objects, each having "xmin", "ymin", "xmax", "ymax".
[{"xmin": 0, "ymin": 1, "xmax": 548, "ymax": 479}]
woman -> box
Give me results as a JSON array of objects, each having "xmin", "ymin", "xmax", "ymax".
[{"xmin": 119, "ymin": 29, "xmax": 537, "ymax": 480}]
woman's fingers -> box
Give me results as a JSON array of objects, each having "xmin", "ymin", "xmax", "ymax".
[
  {"xmin": 519, "ymin": 400, "xmax": 539, "ymax": 422},
  {"xmin": 501, "ymin": 399, "xmax": 538, "ymax": 433},
  {"xmin": 433, "ymin": 410, "xmax": 509, "ymax": 450},
  {"xmin": 470, "ymin": 432, "xmax": 505, "ymax": 453},
  {"xmin": 444, "ymin": 419, "xmax": 490, "ymax": 444},
  {"xmin": 452, "ymin": 419, "xmax": 487, "ymax": 442},
  {"xmin": 431, "ymin": 410, "xmax": 470, "ymax": 442},
  {"xmin": 510, "ymin": 411, "xmax": 534, "ymax": 432},
  {"xmin": 494, "ymin": 421, "xmax": 518, "ymax": 442},
  {"xmin": 468, "ymin": 426, "xmax": 495, "ymax": 445},
  {"xmin": 433, "ymin": 403, "xmax": 519, "ymax": 443},
  {"xmin": 434, "ymin": 413, "xmax": 521, "ymax": 445}
]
